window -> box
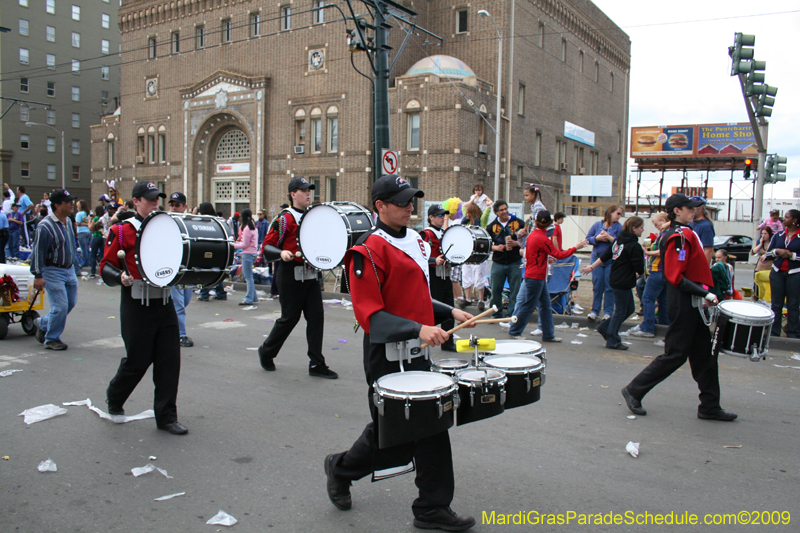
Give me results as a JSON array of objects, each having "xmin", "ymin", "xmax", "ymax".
[
  {"xmin": 72, "ymin": 59, "xmax": 80, "ymax": 73},
  {"xmin": 46, "ymin": 25, "xmax": 55, "ymax": 41},
  {"xmin": 516, "ymin": 164, "xmax": 524, "ymax": 187},
  {"xmin": 595, "ymin": 61, "xmax": 599, "ymax": 82},
  {"xmin": 313, "ymin": 1, "xmax": 325, "ymax": 24},
  {"xmin": 71, "ymin": 139, "xmax": 80, "ymax": 155},
  {"xmin": 21, "ymin": 163, "xmax": 30, "ymax": 179},
  {"xmin": 102, "ymin": 13, "xmax": 110, "ymax": 29},
  {"xmin": 407, "ymin": 113, "xmax": 420, "ymax": 151},
  {"xmin": 72, "ymin": 113, "xmax": 80, "ymax": 128},
  {"xmin": 148, "ymin": 132, "xmax": 156, "ymax": 164},
  {"xmin": 556, "ymin": 140, "xmax": 567, "ymax": 169},
  {"xmin": 326, "ymin": 177, "xmax": 337, "ymax": 202},
  {"xmin": 137, "ymin": 129, "xmax": 146, "ymax": 159},
  {"xmin": 158, "ymin": 130, "xmax": 166, "ymax": 163},
  {"xmin": 538, "ymin": 22, "xmax": 544, "ymax": 47},
  {"xmin": 327, "ymin": 116, "xmax": 338, "ymax": 153},
  {"xmin": 610, "ymin": 72, "xmax": 614, "ymax": 93},
  {"xmin": 101, "ymin": 66, "xmax": 109, "ymax": 80},
  {"xmin": 221, "ymin": 19, "xmax": 231, "ymax": 43},
  {"xmin": 294, "ymin": 112, "xmax": 306, "ymax": 146},
  {"xmin": 617, "ymin": 130, "xmax": 622, "ymax": 153},
  {"xmin": 70, "ymin": 166, "xmax": 80, "ymax": 181},
  {"xmin": 196, "ymin": 25, "xmax": 205, "ymax": 48},
  {"xmin": 281, "ymin": 6, "xmax": 291, "ymax": 31},
  {"xmin": 47, "ymin": 81, "xmax": 56, "ymax": 97},
  {"xmin": 607, "ymin": 156, "xmax": 612, "ymax": 174},
  {"xmin": 47, "ymin": 109, "xmax": 56, "ymax": 125},
  {"xmin": 311, "ymin": 178, "xmax": 321, "ymax": 202},
  {"xmin": 101, "ymin": 90, "xmax": 109, "ymax": 101},
  {"xmin": 579, "ymin": 50, "xmax": 584, "ymax": 73},
  {"xmin": 535, "ymin": 133, "xmax": 542, "ymax": 166},
  {"xmin": 72, "ymin": 4, "xmax": 80, "ymax": 20},
  {"xmin": 20, "ymin": 106, "xmax": 29, "ymax": 121},
  {"xmin": 47, "ymin": 137, "xmax": 56, "ymax": 152},
  {"xmin": 518, "ymin": 83, "xmax": 525, "ymax": 116},
  {"xmin": 72, "ymin": 32, "xmax": 81, "ymax": 47},
  {"xmin": 456, "ymin": 9, "xmax": 468, "ymax": 34},
  {"xmin": 408, "ymin": 176, "xmax": 420, "ymax": 213},
  {"xmin": 107, "ymin": 140, "xmax": 115, "ymax": 167},
  {"xmin": 311, "ymin": 118, "xmax": 322, "ymax": 153},
  {"xmin": 148, "ymin": 37, "xmax": 156, "ymax": 58},
  {"xmin": 561, "ymin": 38, "xmax": 567, "ymax": 61},
  {"xmin": 46, "ymin": 0, "xmax": 55, "ymax": 14},
  {"xmin": 20, "ymin": 78, "xmax": 29, "ymax": 93},
  {"xmin": 21, "ymin": 135, "xmax": 30, "ymax": 150},
  {"xmin": 102, "ymin": 39, "xmax": 109, "ymax": 53},
  {"xmin": 479, "ymin": 115, "xmax": 486, "ymax": 146},
  {"xmin": 47, "ymin": 54, "xmax": 55, "ymax": 69},
  {"xmin": 20, "ymin": 48, "xmax": 29, "ymax": 64},
  {"xmin": 71, "ymin": 86, "xmax": 80, "ymax": 101},
  {"xmin": 19, "ymin": 19, "xmax": 29, "ymax": 36},
  {"xmin": 251, "ymin": 13, "xmax": 261, "ymax": 36},
  {"xmin": 47, "ymin": 165, "xmax": 57, "ymax": 180},
  {"xmin": 171, "ymin": 32, "xmax": 179, "ymax": 53}
]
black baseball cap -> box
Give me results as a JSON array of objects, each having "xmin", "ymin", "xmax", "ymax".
[
  {"xmin": 169, "ymin": 192, "xmax": 187, "ymax": 204},
  {"xmin": 371, "ymin": 174, "xmax": 424, "ymax": 206},
  {"xmin": 665, "ymin": 193, "xmax": 704, "ymax": 213},
  {"xmin": 428, "ymin": 205, "xmax": 449, "ymax": 217},
  {"xmin": 536, "ymin": 210, "xmax": 553, "ymax": 226},
  {"xmin": 288, "ymin": 177, "xmax": 315, "ymax": 192},
  {"xmin": 132, "ymin": 181, "xmax": 166, "ymax": 200},
  {"xmin": 50, "ymin": 189, "xmax": 75, "ymax": 205}
]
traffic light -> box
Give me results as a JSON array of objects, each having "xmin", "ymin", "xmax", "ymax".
[
  {"xmin": 743, "ymin": 158, "xmax": 752, "ymax": 179},
  {"xmin": 730, "ymin": 33, "xmax": 756, "ymax": 75},
  {"xmin": 756, "ymin": 85, "xmax": 778, "ymax": 117},
  {"xmin": 774, "ymin": 156, "xmax": 787, "ymax": 182},
  {"xmin": 745, "ymin": 72, "xmax": 766, "ymax": 96},
  {"xmin": 763, "ymin": 156, "xmax": 774, "ymax": 183},
  {"xmin": 764, "ymin": 155, "xmax": 788, "ymax": 183}
]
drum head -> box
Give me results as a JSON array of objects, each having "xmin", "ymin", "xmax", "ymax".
[
  {"xmin": 481, "ymin": 339, "xmax": 543, "ymax": 355},
  {"xmin": 138, "ymin": 212, "xmax": 182, "ymax": 287},
  {"xmin": 377, "ymin": 371, "xmax": 454, "ymax": 394},
  {"xmin": 298, "ymin": 204, "xmax": 349, "ymax": 269},
  {"xmin": 484, "ymin": 355, "xmax": 542, "ymax": 371},
  {"xmin": 457, "ymin": 368, "xmax": 505, "ymax": 383},
  {"xmin": 441, "ymin": 226, "xmax": 474, "ymax": 264},
  {"xmin": 718, "ymin": 300, "xmax": 774, "ymax": 320},
  {"xmin": 433, "ymin": 358, "xmax": 470, "ymax": 370}
]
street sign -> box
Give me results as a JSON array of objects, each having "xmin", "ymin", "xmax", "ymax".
[{"xmin": 381, "ymin": 149, "xmax": 399, "ymax": 176}]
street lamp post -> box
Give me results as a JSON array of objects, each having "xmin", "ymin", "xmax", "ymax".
[
  {"xmin": 26, "ymin": 121, "xmax": 65, "ymax": 189},
  {"xmin": 478, "ymin": 10, "xmax": 502, "ymax": 200}
]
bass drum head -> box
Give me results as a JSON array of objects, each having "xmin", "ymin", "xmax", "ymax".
[
  {"xmin": 441, "ymin": 225, "xmax": 474, "ymax": 264},
  {"xmin": 137, "ymin": 212, "xmax": 183, "ymax": 287},
  {"xmin": 718, "ymin": 300, "xmax": 774, "ymax": 322},
  {"xmin": 298, "ymin": 204, "xmax": 349, "ymax": 270}
]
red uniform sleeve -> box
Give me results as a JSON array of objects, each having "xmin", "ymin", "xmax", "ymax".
[
  {"xmin": 663, "ymin": 233, "xmax": 689, "ymax": 287},
  {"xmin": 99, "ymin": 225, "xmax": 123, "ymax": 275},
  {"xmin": 262, "ymin": 214, "xmax": 284, "ymax": 249},
  {"xmin": 346, "ymin": 247, "xmax": 386, "ymax": 334}
]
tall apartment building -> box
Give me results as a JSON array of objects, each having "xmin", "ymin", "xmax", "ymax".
[
  {"xmin": 1, "ymin": 0, "xmax": 121, "ymax": 202},
  {"xmin": 91, "ymin": 0, "xmax": 629, "ymax": 219}
]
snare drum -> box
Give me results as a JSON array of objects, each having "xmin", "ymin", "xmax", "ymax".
[
  {"xmin": 373, "ymin": 371, "xmax": 458, "ymax": 449},
  {"xmin": 482, "ymin": 355, "xmax": 544, "ymax": 408},
  {"xmin": 454, "ymin": 368, "xmax": 507, "ymax": 426},
  {"xmin": 712, "ymin": 300, "xmax": 774, "ymax": 361},
  {"xmin": 479, "ymin": 339, "xmax": 547, "ymax": 372},
  {"xmin": 135, "ymin": 212, "xmax": 234, "ymax": 288},
  {"xmin": 441, "ymin": 225, "xmax": 491, "ymax": 264},
  {"xmin": 298, "ymin": 202, "xmax": 374, "ymax": 270},
  {"xmin": 430, "ymin": 358, "xmax": 471, "ymax": 376}
]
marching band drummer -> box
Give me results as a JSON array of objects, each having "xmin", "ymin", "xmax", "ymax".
[
  {"xmin": 324, "ymin": 175, "xmax": 477, "ymax": 532},
  {"xmin": 100, "ymin": 181, "xmax": 188, "ymax": 435},
  {"xmin": 419, "ymin": 204, "xmax": 457, "ymax": 352},
  {"xmin": 256, "ymin": 177, "xmax": 338, "ymax": 379}
]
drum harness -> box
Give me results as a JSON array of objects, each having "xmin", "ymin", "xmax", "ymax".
[{"xmin": 120, "ymin": 218, "xmax": 171, "ymax": 306}]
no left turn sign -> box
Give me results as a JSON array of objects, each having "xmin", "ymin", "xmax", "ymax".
[{"xmin": 381, "ymin": 149, "xmax": 399, "ymax": 176}]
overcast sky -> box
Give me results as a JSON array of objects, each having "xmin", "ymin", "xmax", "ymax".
[{"xmin": 592, "ymin": 1, "xmax": 800, "ymax": 204}]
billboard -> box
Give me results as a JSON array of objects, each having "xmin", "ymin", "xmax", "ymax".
[{"xmin": 630, "ymin": 123, "xmax": 755, "ymax": 159}]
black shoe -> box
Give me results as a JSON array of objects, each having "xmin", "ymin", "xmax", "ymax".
[
  {"xmin": 258, "ymin": 344, "xmax": 275, "ymax": 371},
  {"xmin": 698, "ymin": 409, "xmax": 738, "ymax": 421},
  {"xmin": 621, "ymin": 387, "xmax": 646, "ymax": 416},
  {"xmin": 414, "ymin": 506, "xmax": 476, "ymax": 531},
  {"xmin": 34, "ymin": 318, "xmax": 45, "ymax": 345},
  {"xmin": 607, "ymin": 344, "xmax": 629, "ymax": 350},
  {"xmin": 197, "ymin": 298, "xmax": 209, "ymax": 302},
  {"xmin": 106, "ymin": 399, "xmax": 124, "ymax": 416},
  {"xmin": 213, "ymin": 296, "xmax": 227, "ymax": 301},
  {"xmin": 45, "ymin": 340, "xmax": 68, "ymax": 351},
  {"xmin": 309, "ymin": 365, "xmax": 338, "ymax": 379},
  {"xmin": 324, "ymin": 454, "xmax": 352, "ymax": 510},
  {"xmin": 180, "ymin": 336, "xmax": 194, "ymax": 347},
  {"xmin": 158, "ymin": 421, "xmax": 189, "ymax": 435}
]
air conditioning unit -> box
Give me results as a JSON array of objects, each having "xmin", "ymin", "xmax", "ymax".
[
  {"xmin": 294, "ymin": 145, "xmax": 305, "ymax": 154},
  {"xmin": 478, "ymin": 144, "xmax": 488, "ymax": 154},
  {"xmin": 135, "ymin": 155, "xmax": 145, "ymax": 164},
  {"xmin": 579, "ymin": 167, "xmax": 586, "ymax": 175},
  {"xmin": 560, "ymin": 162, "xmax": 569, "ymax": 171}
]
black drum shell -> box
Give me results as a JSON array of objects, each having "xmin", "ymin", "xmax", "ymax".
[
  {"xmin": 376, "ymin": 392, "xmax": 456, "ymax": 449},
  {"xmin": 455, "ymin": 381, "xmax": 505, "ymax": 426},
  {"xmin": 501, "ymin": 371, "xmax": 542, "ymax": 408}
]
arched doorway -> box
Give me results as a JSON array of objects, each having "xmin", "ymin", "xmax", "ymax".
[{"xmin": 210, "ymin": 128, "xmax": 251, "ymax": 217}]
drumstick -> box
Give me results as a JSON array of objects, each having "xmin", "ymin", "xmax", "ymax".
[
  {"xmin": 420, "ymin": 305, "xmax": 497, "ymax": 349},
  {"xmin": 117, "ymin": 250, "xmax": 131, "ymax": 277},
  {"xmin": 471, "ymin": 316, "xmax": 518, "ymax": 325}
]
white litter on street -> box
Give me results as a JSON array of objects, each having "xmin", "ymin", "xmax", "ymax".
[
  {"xmin": 37, "ymin": 459, "xmax": 57, "ymax": 472},
  {"xmin": 131, "ymin": 463, "xmax": 173, "ymax": 479},
  {"xmin": 155, "ymin": 492, "xmax": 186, "ymax": 501},
  {"xmin": 626, "ymin": 441, "xmax": 640, "ymax": 458},
  {"xmin": 18, "ymin": 404, "xmax": 68, "ymax": 425},
  {"xmin": 571, "ymin": 340, "xmax": 583, "ymax": 345},
  {"xmin": 63, "ymin": 399, "xmax": 154, "ymax": 424},
  {"xmin": 206, "ymin": 510, "xmax": 238, "ymax": 526},
  {"xmin": 0, "ymin": 369, "xmax": 23, "ymax": 377},
  {"xmin": 555, "ymin": 322, "xmax": 569, "ymax": 329},
  {"xmin": 576, "ymin": 333, "xmax": 588, "ymax": 338},
  {"xmin": 239, "ymin": 305, "xmax": 258, "ymax": 311}
]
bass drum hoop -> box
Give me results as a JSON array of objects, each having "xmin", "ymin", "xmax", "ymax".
[{"xmin": 717, "ymin": 301, "xmax": 774, "ymax": 326}]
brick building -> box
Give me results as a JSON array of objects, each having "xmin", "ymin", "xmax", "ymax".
[{"xmin": 91, "ymin": 0, "xmax": 630, "ymax": 220}]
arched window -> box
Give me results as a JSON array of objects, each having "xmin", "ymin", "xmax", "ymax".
[
  {"xmin": 406, "ymin": 100, "xmax": 421, "ymax": 151},
  {"xmin": 326, "ymin": 106, "xmax": 339, "ymax": 153},
  {"xmin": 215, "ymin": 129, "xmax": 251, "ymax": 160},
  {"xmin": 310, "ymin": 107, "xmax": 323, "ymax": 153},
  {"xmin": 158, "ymin": 125, "xmax": 167, "ymax": 163}
]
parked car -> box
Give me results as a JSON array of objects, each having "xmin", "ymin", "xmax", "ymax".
[{"xmin": 713, "ymin": 235, "xmax": 753, "ymax": 261}]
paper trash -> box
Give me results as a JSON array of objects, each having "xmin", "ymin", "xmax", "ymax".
[
  {"xmin": 131, "ymin": 463, "xmax": 173, "ymax": 479},
  {"xmin": 37, "ymin": 459, "xmax": 57, "ymax": 472},
  {"xmin": 571, "ymin": 340, "xmax": 583, "ymax": 345},
  {"xmin": 155, "ymin": 492, "xmax": 186, "ymax": 501},
  {"xmin": 18, "ymin": 404, "xmax": 68, "ymax": 425},
  {"xmin": 555, "ymin": 322, "xmax": 569, "ymax": 329},
  {"xmin": 571, "ymin": 323, "xmax": 579, "ymax": 329},
  {"xmin": 63, "ymin": 399, "xmax": 154, "ymax": 424},
  {"xmin": 626, "ymin": 441, "xmax": 640, "ymax": 458},
  {"xmin": 206, "ymin": 510, "xmax": 238, "ymax": 526},
  {"xmin": 0, "ymin": 369, "xmax": 23, "ymax": 377}
]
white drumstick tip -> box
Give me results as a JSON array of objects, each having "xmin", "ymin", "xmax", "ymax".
[
  {"xmin": 295, "ymin": 251, "xmax": 302, "ymax": 257},
  {"xmin": 117, "ymin": 250, "xmax": 126, "ymax": 259},
  {"xmin": 511, "ymin": 316, "xmax": 518, "ymax": 323}
]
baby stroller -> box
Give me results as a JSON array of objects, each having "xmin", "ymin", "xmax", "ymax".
[{"xmin": 549, "ymin": 256, "xmax": 581, "ymax": 315}]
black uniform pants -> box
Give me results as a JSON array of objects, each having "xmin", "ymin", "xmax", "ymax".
[
  {"xmin": 428, "ymin": 268, "xmax": 455, "ymax": 350},
  {"xmin": 106, "ymin": 286, "xmax": 181, "ymax": 426},
  {"xmin": 330, "ymin": 336, "xmax": 455, "ymax": 517},
  {"xmin": 626, "ymin": 284, "xmax": 722, "ymax": 415},
  {"xmin": 260, "ymin": 261, "xmax": 325, "ymax": 367}
]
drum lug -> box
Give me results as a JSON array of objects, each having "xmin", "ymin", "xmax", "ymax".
[
  {"xmin": 435, "ymin": 396, "xmax": 443, "ymax": 419},
  {"xmin": 540, "ymin": 367, "xmax": 546, "ymax": 387},
  {"xmin": 469, "ymin": 388, "xmax": 475, "ymax": 407},
  {"xmin": 525, "ymin": 374, "xmax": 532, "ymax": 393},
  {"xmin": 373, "ymin": 390, "xmax": 384, "ymax": 416},
  {"xmin": 500, "ymin": 386, "xmax": 506, "ymax": 406},
  {"xmin": 749, "ymin": 344, "xmax": 764, "ymax": 362},
  {"xmin": 405, "ymin": 398, "xmax": 411, "ymax": 421},
  {"xmin": 453, "ymin": 391, "xmax": 461, "ymax": 410}
]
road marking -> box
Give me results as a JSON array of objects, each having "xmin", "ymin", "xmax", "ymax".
[
  {"xmin": 78, "ymin": 337, "xmax": 126, "ymax": 349},
  {"xmin": 198, "ymin": 321, "xmax": 247, "ymax": 330},
  {"xmin": 0, "ymin": 352, "xmax": 44, "ymax": 369}
]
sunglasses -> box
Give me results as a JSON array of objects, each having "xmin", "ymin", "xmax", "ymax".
[{"xmin": 433, "ymin": 214, "xmax": 444, "ymax": 218}]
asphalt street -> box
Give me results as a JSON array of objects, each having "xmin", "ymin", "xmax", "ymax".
[{"xmin": 1, "ymin": 279, "xmax": 798, "ymax": 532}]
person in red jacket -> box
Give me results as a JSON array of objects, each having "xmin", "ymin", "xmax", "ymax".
[
  {"xmin": 508, "ymin": 210, "xmax": 587, "ymax": 341},
  {"xmin": 621, "ymin": 193, "xmax": 737, "ymax": 421}
]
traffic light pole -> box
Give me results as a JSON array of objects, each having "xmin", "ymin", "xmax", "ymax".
[{"xmin": 737, "ymin": 72, "xmax": 768, "ymax": 223}]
